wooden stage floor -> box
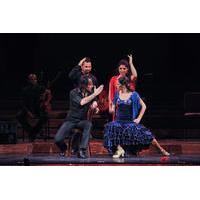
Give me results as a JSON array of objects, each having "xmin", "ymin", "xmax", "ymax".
[{"xmin": 0, "ymin": 139, "xmax": 200, "ymax": 165}]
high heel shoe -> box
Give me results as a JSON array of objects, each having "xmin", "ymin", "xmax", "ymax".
[
  {"xmin": 161, "ymin": 149, "xmax": 170, "ymax": 156},
  {"xmin": 113, "ymin": 148, "xmax": 125, "ymax": 158}
]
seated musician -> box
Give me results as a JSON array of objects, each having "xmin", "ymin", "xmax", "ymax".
[{"xmin": 16, "ymin": 73, "xmax": 49, "ymax": 142}]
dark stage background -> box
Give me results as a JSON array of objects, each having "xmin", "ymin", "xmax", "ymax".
[{"xmin": 0, "ymin": 33, "xmax": 200, "ymax": 107}]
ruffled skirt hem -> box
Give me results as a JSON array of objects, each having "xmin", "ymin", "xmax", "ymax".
[{"xmin": 103, "ymin": 121, "xmax": 154, "ymax": 153}]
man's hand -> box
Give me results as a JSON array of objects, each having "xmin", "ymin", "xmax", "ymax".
[
  {"xmin": 94, "ymin": 85, "xmax": 104, "ymax": 96},
  {"xmin": 80, "ymin": 85, "xmax": 104, "ymax": 106},
  {"xmin": 91, "ymin": 101, "xmax": 99, "ymax": 114},
  {"xmin": 78, "ymin": 57, "xmax": 86, "ymax": 66},
  {"xmin": 91, "ymin": 101, "xmax": 98, "ymax": 109},
  {"xmin": 95, "ymin": 107, "xmax": 99, "ymax": 114}
]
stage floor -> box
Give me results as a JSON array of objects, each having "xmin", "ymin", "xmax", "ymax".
[
  {"xmin": 0, "ymin": 139, "xmax": 200, "ymax": 165},
  {"xmin": 1, "ymin": 154, "xmax": 200, "ymax": 165}
]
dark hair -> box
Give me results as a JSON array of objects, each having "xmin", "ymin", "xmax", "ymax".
[
  {"xmin": 84, "ymin": 57, "xmax": 91, "ymax": 63},
  {"xmin": 79, "ymin": 75, "xmax": 92, "ymax": 89},
  {"xmin": 116, "ymin": 59, "xmax": 132, "ymax": 78},
  {"xmin": 118, "ymin": 76, "xmax": 131, "ymax": 91},
  {"xmin": 117, "ymin": 59, "xmax": 129, "ymax": 68}
]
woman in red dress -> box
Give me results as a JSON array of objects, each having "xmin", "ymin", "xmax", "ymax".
[{"xmin": 109, "ymin": 54, "xmax": 138, "ymax": 113}]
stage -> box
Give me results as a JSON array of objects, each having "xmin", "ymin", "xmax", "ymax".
[
  {"xmin": 0, "ymin": 139, "xmax": 200, "ymax": 165},
  {"xmin": 1, "ymin": 154, "xmax": 200, "ymax": 166},
  {"xmin": 1, "ymin": 100, "xmax": 200, "ymax": 166}
]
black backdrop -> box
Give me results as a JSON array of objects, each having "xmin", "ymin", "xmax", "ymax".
[{"xmin": 0, "ymin": 33, "xmax": 200, "ymax": 106}]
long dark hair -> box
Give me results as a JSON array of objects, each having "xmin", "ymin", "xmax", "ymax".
[
  {"xmin": 80, "ymin": 75, "xmax": 89, "ymax": 88},
  {"xmin": 79, "ymin": 75, "xmax": 93, "ymax": 93},
  {"xmin": 116, "ymin": 59, "xmax": 132, "ymax": 78},
  {"xmin": 118, "ymin": 76, "xmax": 131, "ymax": 91}
]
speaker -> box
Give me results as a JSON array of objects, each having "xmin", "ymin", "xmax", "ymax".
[{"xmin": 0, "ymin": 121, "xmax": 17, "ymax": 144}]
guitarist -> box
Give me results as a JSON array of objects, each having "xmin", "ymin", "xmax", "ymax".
[{"xmin": 16, "ymin": 73, "xmax": 48, "ymax": 142}]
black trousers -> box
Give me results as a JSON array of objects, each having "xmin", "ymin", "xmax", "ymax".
[
  {"xmin": 54, "ymin": 120, "xmax": 92, "ymax": 152},
  {"xmin": 16, "ymin": 109, "xmax": 48, "ymax": 140}
]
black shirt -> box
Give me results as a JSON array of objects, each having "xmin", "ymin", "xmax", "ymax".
[
  {"xmin": 68, "ymin": 65, "xmax": 98, "ymax": 87},
  {"xmin": 66, "ymin": 88, "xmax": 92, "ymax": 121},
  {"xmin": 20, "ymin": 84, "xmax": 45, "ymax": 114}
]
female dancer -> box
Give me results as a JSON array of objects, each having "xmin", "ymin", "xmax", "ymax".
[
  {"xmin": 108, "ymin": 54, "xmax": 137, "ymax": 113},
  {"xmin": 104, "ymin": 76, "xmax": 170, "ymax": 158}
]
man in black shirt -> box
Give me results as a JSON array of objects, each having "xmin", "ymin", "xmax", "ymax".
[
  {"xmin": 55, "ymin": 75, "xmax": 103, "ymax": 159},
  {"xmin": 68, "ymin": 57, "xmax": 98, "ymax": 154},
  {"xmin": 68, "ymin": 57, "xmax": 98, "ymax": 87},
  {"xmin": 16, "ymin": 74, "xmax": 48, "ymax": 142}
]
